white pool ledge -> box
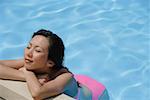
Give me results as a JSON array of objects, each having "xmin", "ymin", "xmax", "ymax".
[{"xmin": 0, "ymin": 79, "xmax": 75, "ymax": 100}]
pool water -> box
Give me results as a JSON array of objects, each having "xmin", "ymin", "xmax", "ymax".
[{"xmin": 0, "ymin": 0, "xmax": 149, "ymax": 100}]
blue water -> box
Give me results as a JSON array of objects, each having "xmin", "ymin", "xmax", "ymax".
[{"xmin": 0, "ymin": 0, "xmax": 149, "ymax": 100}]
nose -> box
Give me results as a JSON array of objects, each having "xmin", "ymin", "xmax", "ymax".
[{"xmin": 27, "ymin": 48, "xmax": 33, "ymax": 58}]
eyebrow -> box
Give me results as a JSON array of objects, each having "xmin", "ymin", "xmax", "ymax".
[{"xmin": 29, "ymin": 42, "xmax": 44, "ymax": 50}]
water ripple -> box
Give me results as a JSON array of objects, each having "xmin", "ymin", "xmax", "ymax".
[{"xmin": 0, "ymin": 0, "xmax": 149, "ymax": 99}]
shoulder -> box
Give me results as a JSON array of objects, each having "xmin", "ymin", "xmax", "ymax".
[
  {"xmin": 41, "ymin": 73, "xmax": 73, "ymax": 93},
  {"xmin": 45, "ymin": 72, "xmax": 73, "ymax": 87},
  {"xmin": 54, "ymin": 73, "xmax": 78, "ymax": 97},
  {"xmin": 54, "ymin": 72, "xmax": 73, "ymax": 84}
]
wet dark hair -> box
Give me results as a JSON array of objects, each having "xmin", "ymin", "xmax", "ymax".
[{"xmin": 32, "ymin": 29, "xmax": 65, "ymax": 68}]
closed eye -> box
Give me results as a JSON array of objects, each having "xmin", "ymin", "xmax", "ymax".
[
  {"xmin": 35, "ymin": 50, "xmax": 41, "ymax": 52},
  {"xmin": 26, "ymin": 46, "xmax": 31, "ymax": 49},
  {"xmin": 26, "ymin": 43, "xmax": 32, "ymax": 49}
]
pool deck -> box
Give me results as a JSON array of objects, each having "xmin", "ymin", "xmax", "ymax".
[{"xmin": 0, "ymin": 79, "xmax": 75, "ymax": 100}]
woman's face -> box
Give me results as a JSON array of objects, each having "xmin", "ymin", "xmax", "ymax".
[{"xmin": 24, "ymin": 35, "xmax": 50, "ymax": 73}]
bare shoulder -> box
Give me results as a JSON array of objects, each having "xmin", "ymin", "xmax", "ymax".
[
  {"xmin": 42, "ymin": 73, "xmax": 73, "ymax": 90},
  {"xmin": 55, "ymin": 72, "xmax": 73, "ymax": 80},
  {"xmin": 48, "ymin": 73, "xmax": 73, "ymax": 86},
  {"xmin": 38, "ymin": 73, "xmax": 74, "ymax": 98}
]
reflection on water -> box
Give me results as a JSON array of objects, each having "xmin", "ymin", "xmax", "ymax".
[{"xmin": 0, "ymin": 0, "xmax": 149, "ymax": 100}]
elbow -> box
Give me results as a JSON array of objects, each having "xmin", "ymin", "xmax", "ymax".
[
  {"xmin": 30, "ymin": 88, "xmax": 41, "ymax": 99},
  {"xmin": 32, "ymin": 92, "xmax": 41, "ymax": 100},
  {"xmin": 31, "ymin": 89, "xmax": 46, "ymax": 100},
  {"xmin": 32, "ymin": 92, "xmax": 39, "ymax": 99},
  {"xmin": 33, "ymin": 96, "xmax": 41, "ymax": 100}
]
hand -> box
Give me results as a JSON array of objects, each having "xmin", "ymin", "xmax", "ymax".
[
  {"xmin": 19, "ymin": 67, "xmax": 26, "ymax": 72},
  {"xmin": 19, "ymin": 67, "xmax": 34, "ymax": 76},
  {"xmin": 38, "ymin": 74, "xmax": 49, "ymax": 85},
  {"xmin": 19, "ymin": 67, "xmax": 48, "ymax": 85},
  {"xmin": 38, "ymin": 78, "xmax": 47, "ymax": 85}
]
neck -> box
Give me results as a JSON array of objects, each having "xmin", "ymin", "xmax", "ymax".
[
  {"xmin": 33, "ymin": 68, "xmax": 53, "ymax": 79},
  {"xmin": 33, "ymin": 67, "xmax": 51, "ymax": 74},
  {"xmin": 35, "ymin": 73, "xmax": 49, "ymax": 79}
]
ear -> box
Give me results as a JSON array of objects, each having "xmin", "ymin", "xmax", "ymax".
[{"xmin": 47, "ymin": 60, "xmax": 55, "ymax": 68}]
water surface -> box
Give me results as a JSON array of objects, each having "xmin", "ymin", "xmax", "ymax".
[{"xmin": 0, "ymin": 0, "xmax": 149, "ymax": 100}]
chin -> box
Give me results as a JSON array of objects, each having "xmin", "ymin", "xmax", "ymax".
[{"xmin": 25, "ymin": 66, "xmax": 39, "ymax": 73}]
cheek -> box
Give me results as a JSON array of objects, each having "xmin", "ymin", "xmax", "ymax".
[{"xmin": 33, "ymin": 53, "xmax": 47, "ymax": 62}]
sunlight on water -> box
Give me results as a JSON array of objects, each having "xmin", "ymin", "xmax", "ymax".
[{"xmin": 0, "ymin": 0, "xmax": 149, "ymax": 100}]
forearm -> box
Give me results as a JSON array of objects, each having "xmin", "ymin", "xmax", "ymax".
[
  {"xmin": 24, "ymin": 71, "xmax": 55, "ymax": 100},
  {"xmin": 25, "ymin": 73, "xmax": 58, "ymax": 100},
  {"xmin": 0, "ymin": 64, "xmax": 25, "ymax": 81},
  {"xmin": 24, "ymin": 71, "xmax": 42, "ymax": 98},
  {"xmin": 23, "ymin": 68, "xmax": 62, "ymax": 100},
  {"xmin": 0, "ymin": 59, "xmax": 24, "ymax": 69}
]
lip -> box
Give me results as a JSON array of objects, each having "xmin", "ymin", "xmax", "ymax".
[{"xmin": 25, "ymin": 58, "xmax": 33, "ymax": 63}]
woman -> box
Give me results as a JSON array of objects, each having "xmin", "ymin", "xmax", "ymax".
[{"xmin": 0, "ymin": 29, "xmax": 78, "ymax": 100}]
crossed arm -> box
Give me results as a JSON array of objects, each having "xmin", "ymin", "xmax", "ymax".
[
  {"xmin": 0, "ymin": 59, "xmax": 73, "ymax": 100},
  {"xmin": 21, "ymin": 67, "xmax": 73, "ymax": 100},
  {"xmin": 0, "ymin": 59, "xmax": 25, "ymax": 81}
]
